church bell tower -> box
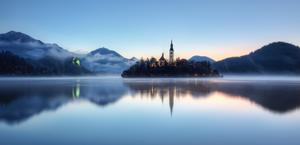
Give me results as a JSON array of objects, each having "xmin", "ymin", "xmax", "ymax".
[{"xmin": 169, "ymin": 40, "xmax": 174, "ymax": 64}]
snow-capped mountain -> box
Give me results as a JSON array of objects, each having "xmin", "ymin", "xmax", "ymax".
[
  {"xmin": 81, "ymin": 47, "xmax": 138, "ymax": 74},
  {"xmin": 189, "ymin": 55, "xmax": 215, "ymax": 63},
  {"xmin": 0, "ymin": 31, "xmax": 74, "ymax": 60}
]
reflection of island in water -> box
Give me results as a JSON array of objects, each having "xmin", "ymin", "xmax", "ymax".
[
  {"xmin": 124, "ymin": 79, "xmax": 300, "ymax": 114},
  {"xmin": 124, "ymin": 80, "xmax": 213, "ymax": 116},
  {"xmin": 1, "ymin": 78, "xmax": 300, "ymax": 125}
]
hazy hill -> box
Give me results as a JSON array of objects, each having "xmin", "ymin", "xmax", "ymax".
[
  {"xmin": 81, "ymin": 47, "xmax": 137, "ymax": 74},
  {"xmin": 213, "ymin": 42, "xmax": 300, "ymax": 74},
  {"xmin": 0, "ymin": 31, "xmax": 90, "ymax": 75},
  {"xmin": 0, "ymin": 31, "xmax": 74, "ymax": 60},
  {"xmin": 189, "ymin": 55, "xmax": 215, "ymax": 63}
]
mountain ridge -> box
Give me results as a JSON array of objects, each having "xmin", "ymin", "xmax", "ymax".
[
  {"xmin": 0, "ymin": 31, "xmax": 137, "ymax": 75},
  {"xmin": 212, "ymin": 42, "xmax": 300, "ymax": 74},
  {"xmin": 0, "ymin": 31, "xmax": 89, "ymax": 75},
  {"xmin": 0, "ymin": 31, "xmax": 42, "ymax": 43}
]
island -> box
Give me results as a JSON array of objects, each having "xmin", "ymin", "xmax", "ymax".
[{"xmin": 122, "ymin": 41, "xmax": 220, "ymax": 78}]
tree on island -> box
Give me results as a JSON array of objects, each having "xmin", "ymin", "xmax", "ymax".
[{"xmin": 121, "ymin": 57, "xmax": 220, "ymax": 77}]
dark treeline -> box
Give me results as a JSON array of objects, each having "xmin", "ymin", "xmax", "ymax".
[
  {"xmin": 0, "ymin": 51, "xmax": 36, "ymax": 75},
  {"xmin": 122, "ymin": 57, "xmax": 220, "ymax": 77},
  {"xmin": 0, "ymin": 51, "xmax": 90, "ymax": 76}
]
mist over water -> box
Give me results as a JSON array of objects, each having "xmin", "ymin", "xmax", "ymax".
[{"xmin": 0, "ymin": 76, "xmax": 300, "ymax": 145}]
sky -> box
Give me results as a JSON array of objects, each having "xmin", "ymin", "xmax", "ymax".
[{"xmin": 0, "ymin": 0, "xmax": 300, "ymax": 60}]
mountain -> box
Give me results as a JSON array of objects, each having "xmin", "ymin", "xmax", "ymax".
[
  {"xmin": 0, "ymin": 31, "xmax": 43, "ymax": 43},
  {"xmin": 0, "ymin": 31, "xmax": 137, "ymax": 75},
  {"xmin": 213, "ymin": 42, "xmax": 300, "ymax": 74},
  {"xmin": 189, "ymin": 55, "xmax": 215, "ymax": 63},
  {"xmin": 81, "ymin": 47, "xmax": 137, "ymax": 74},
  {"xmin": 0, "ymin": 31, "xmax": 90, "ymax": 75},
  {"xmin": 4, "ymin": 31, "xmax": 300, "ymax": 75},
  {"xmin": 0, "ymin": 31, "xmax": 73, "ymax": 60}
]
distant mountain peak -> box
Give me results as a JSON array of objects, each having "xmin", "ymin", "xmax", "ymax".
[
  {"xmin": 130, "ymin": 57, "xmax": 138, "ymax": 61},
  {"xmin": 89, "ymin": 47, "xmax": 122, "ymax": 57},
  {"xmin": 0, "ymin": 31, "xmax": 42, "ymax": 43},
  {"xmin": 189, "ymin": 55, "xmax": 215, "ymax": 63},
  {"xmin": 260, "ymin": 41, "xmax": 298, "ymax": 50},
  {"xmin": 267, "ymin": 41, "xmax": 295, "ymax": 46},
  {"xmin": 251, "ymin": 41, "xmax": 300, "ymax": 57}
]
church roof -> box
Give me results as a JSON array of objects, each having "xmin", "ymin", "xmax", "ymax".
[{"xmin": 159, "ymin": 53, "xmax": 166, "ymax": 61}]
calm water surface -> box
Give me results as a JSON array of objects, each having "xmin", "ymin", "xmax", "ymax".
[{"xmin": 0, "ymin": 76, "xmax": 300, "ymax": 145}]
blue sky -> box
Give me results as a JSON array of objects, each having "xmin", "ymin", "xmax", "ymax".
[{"xmin": 0, "ymin": 0, "xmax": 299, "ymax": 60}]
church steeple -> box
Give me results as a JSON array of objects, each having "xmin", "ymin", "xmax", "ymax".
[{"xmin": 169, "ymin": 40, "xmax": 174, "ymax": 64}]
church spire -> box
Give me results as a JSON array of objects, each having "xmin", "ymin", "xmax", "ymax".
[
  {"xmin": 170, "ymin": 40, "xmax": 174, "ymax": 51},
  {"xmin": 169, "ymin": 40, "xmax": 174, "ymax": 64}
]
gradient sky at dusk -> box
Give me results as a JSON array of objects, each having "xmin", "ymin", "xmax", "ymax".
[{"xmin": 0, "ymin": 0, "xmax": 299, "ymax": 60}]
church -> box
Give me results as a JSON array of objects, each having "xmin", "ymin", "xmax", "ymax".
[
  {"xmin": 159, "ymin": 40, "xmax": 174, "ymax": 66},
  {"xmin": 122, "ymin": 39, "xmax": 220, "ymax": 78}
]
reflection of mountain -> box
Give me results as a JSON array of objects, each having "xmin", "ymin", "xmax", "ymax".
[
  {"xmin": 212, "ymin": 82, "xmax": 300, "ymax": 113},
  {"xmin": 124, "ymin": 79, "xmax": 300, "ymax": 114},
  {"xmin": 2, "ymin": 78, "xmax": 300, "ymax": 125},
  {"xmin": 0, "ymin": 79, "xmax": 127, "ymax": 124}
]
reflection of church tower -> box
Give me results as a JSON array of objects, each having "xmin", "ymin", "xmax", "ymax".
[
  {"xmin": 169, "ymin": 87, "xmax": 174, "ymax": 116},
  {"xmin": 160, "ymin": 91, "xmax": 165, "ymax": 103},
  {"xmin": 169, "ymin": 40, "xmax": 174, "ymax": 64}
]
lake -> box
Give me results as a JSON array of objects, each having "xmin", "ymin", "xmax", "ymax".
[{"xmin": 0, "ymin": 76, "xmax": 300, "ymax": 145}]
